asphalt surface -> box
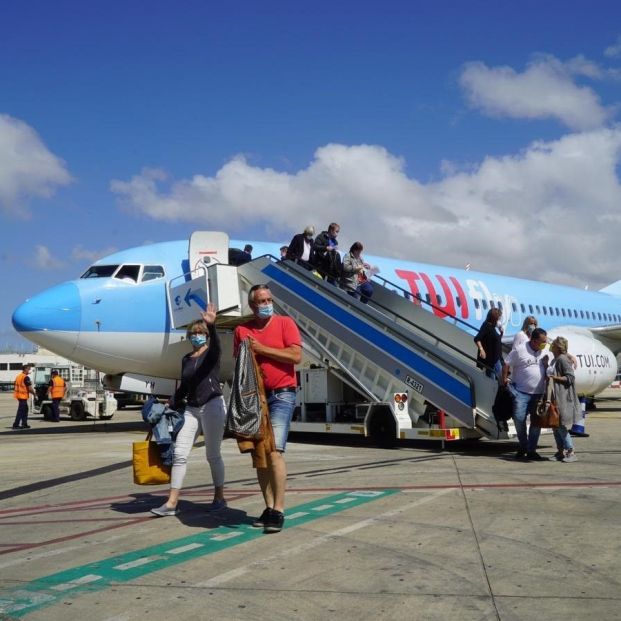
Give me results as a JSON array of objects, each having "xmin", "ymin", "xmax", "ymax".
[{"xmin": 1, "ymin": 391, "xmax": 620, "ymax": 621}]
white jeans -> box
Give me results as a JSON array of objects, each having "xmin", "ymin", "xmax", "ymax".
[{"xmin": 170, "ymin": 396, "xmax": 226, "ymax": 490}]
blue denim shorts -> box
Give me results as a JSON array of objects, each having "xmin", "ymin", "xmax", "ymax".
[{"xmin": 268, "ymin": 391, "xmax": 296, "ymax": 452}]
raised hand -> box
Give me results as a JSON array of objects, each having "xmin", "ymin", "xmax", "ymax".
[{"xmin": 201, "ymin": 302, "xmax": 217, "ymax": 326}]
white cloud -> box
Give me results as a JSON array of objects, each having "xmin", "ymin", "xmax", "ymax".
[
  {"xmin": 0, "ymin": 114, "xmax": 72, "ymax": 215},
  {"xmin": 459, "ymin": 56, "xmax": 610, "ymax": 130},
  {"xmin": 33, "ymin": 245, "xmax": 65, "ymax": 270},
  {"xmin": 111, "ymin": 130, "xmax": 621, "ymax": 289},
  {"xmin": 111, "ymin": 145, "xmax": 454, "ymax": 232},
  {"xmin": 71, "ymin": 244, "xmax": 119, "ymax": 262},
  {"xmin": 604, "ymin": 35, "xmax": 621, "ymax": 58}
]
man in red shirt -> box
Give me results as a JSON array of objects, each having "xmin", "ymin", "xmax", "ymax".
[{"xmin": 233, "ymin": 284, "xmax": 302, "ymax": 533}]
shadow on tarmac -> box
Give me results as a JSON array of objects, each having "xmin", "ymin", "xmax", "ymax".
[{"xmin": 111, "ymin": 493, "xmax": 252, "ymax": 529}]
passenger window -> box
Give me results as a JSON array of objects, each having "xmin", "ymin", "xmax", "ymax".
[
  {"xmin": 586, "ymin": 311, "xmax": 590, "ymax": 319},
  {"xmin": 555, "ymin": 307, "xmax": 559, "ymax": 316},
  {"xmin": 561, "ymin": 308, "xmax": 566, "ymax": 317},
  {"xmin": 142, "ymin": 265, "xmax": 165, "ymax": 282},
  {"xmin": 456, "ymin": 296, "xmax": 461, "ymax": 308},
  {"xmin": 482, "ymin": 299, "xmax": 488, "ymax": 310},
  {"xmin": 498, "ymin": 301, "xmax": 503, "ymax": 310},
  {"xmin": 580, "ymin": 310, "xmax": 584, "ymax": 319},
  {"xmin": 535, "ymin": 305, "xmax": 541, "ymax": 314},
  {"xmin": 542, "ymin": 307, "xmax": 547, "ymax": 315},
  {"xmin": 436, "ymin": 295, "xmax": 442, "ymax": 305},
  {"xmin": 573, "ymin": 310, "xmax": 578, "ymax": 318},
  {"xmin": 528, "ymin": 304, "xmax": 533, "ymax": 313},
  {"xmin": 512, "ymin": 302, "xmax": 517, "ymax": 312},
  {"xmin": 425, "ymin": 293, "xmax": 431, "ymax": 304},
  {"xmin": 520, "ymin": 303, "xmax": 525, "ymax": 313},
  {"xmin": 598, "ymin": 312, "xmax": 602, "ymax": 320},
  {"xmin": 474, "ymin": 299, "xmax": 480, "ymax": 309},
  {"xmin": 114, "ymin": 265, "xmax": 140, "ymax": 283}
]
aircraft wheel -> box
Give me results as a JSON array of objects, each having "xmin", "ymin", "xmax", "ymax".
[
  {"xmin": 70, "ymin": 402, "xmax": 87, "ymax": 421},
  {"xmin": 369, "ymin": 410, "xmax": 397, "ymax": 448},
  {"xmin": 41, "ymin": 404, "xmax": 53, "ymax": 421}
]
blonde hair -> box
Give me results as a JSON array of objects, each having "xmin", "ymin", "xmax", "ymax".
[
  {"xmin": 521, "ymin": 315, "xmax": 537, "ymax": 332},
  {"xmin": 186, "ymin": 320, "xmax": 208, "ymax": 339},
  {"xmin": 552, "ymin": 336, "xmax": 568, "ymax": 354}
]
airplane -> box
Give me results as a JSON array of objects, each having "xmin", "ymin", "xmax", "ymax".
[{"xmin": 11, "ymin": 232, "xmax": 621, "ymax": 401}]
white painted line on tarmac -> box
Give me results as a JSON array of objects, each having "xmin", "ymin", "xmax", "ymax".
[
  {"xmin": 51, "ymin": 574, "xmax": 102, "ymax": 591},
  {"xmin": 286, "ymin": 511, "xmax": 309, "ymax": 519},
  {"xmin": 210, "ymin": 532, "xmax": 243, "ymax": 541},
  {"xmin": 114, "ymin": 557, "xmax": 158, "ymax": 570},
  {"xmin": 335, "ymin": 497, "xmax": 356, "ymax": 504},
  {"xmin": 166, "ymin": 543, "xmax": 205, "ymax": 555},
  {"xmin": 198, "ymin": 488, "xmax": 452, "ymax": 588},
  {"xmin": 312, "ymin": 504, "xmax": 334, "ymax": 511}
]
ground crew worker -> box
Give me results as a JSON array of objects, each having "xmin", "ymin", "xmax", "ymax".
[
  {"xmin": 13, "ymin": 364, "xmax": 35, "ymax": 429},
  {"xmin": 47, "ymin": 370, "xmax": 67, "ymax": 422}
]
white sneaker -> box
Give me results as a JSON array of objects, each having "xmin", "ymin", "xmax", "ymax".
[
  {"xmin": 150, "ymin": 503, "xmax": 178, "ymax": 517},
  {"xmin": 563, "ymin": 452, "xmax": 578, "ymax": 463}
]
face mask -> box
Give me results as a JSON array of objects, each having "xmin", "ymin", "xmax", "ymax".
[
  {"xmin": 190, "ymin": 334, "xmax": 207, "ymax": 348},
  {"xmin": 306, "ymin": 234, "xmax": 313, "ymax": 241},
  {"xmin": 257, "ymin": 304, "xmax": 273, "ymax": 319},
  {"xmin": 539, "ymin": 342, "xmax": 547, "ymax": 350},
  {"xmin": 526, "ymin": 324, "xmax": 536, "ymax": 335},
  {"xmin": 497, "ymin": 321, "xmax": 503, "ymax": 328}
]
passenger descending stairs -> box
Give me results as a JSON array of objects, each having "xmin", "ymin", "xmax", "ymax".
[{"xmin": 236, "ymin": 257, "xmax": 500, "ymax": 437}]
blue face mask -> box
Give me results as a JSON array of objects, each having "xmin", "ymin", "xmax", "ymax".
[
  {"xmin": 257, "ymin": 304, "xmax": 273, "ymax": 319},
  {"xmin": 190, "ymin": 334, "xmax": 207, "ymax": 348}
]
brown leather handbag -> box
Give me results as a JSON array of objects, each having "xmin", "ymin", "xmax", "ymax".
[{"xmin": 531, "ymin": 380, "xmax": 560, "ymax": 428}]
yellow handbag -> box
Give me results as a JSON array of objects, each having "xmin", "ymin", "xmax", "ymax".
[{"xmin": 132, "ymin": 432, "xmax": 171, "ymax": 485}]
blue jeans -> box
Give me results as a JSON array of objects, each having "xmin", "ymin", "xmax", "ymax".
[
  {"xmin": 553, "ymin": 425, "xmax": 574, "ymax": 452},
  {"xmin": 268, "ymin": 391, "xmax": 296, "ymax": 452},
  {"xmin": 508, "ymin": 385, "xmax": 542, "ymax": 452}
]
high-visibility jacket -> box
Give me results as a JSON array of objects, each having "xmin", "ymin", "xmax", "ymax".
[
  {"xmin": 50, "ymin": 376, "xmax": 66, "ymax": 399},
  {"xmin": 13, "ymin": 372, "xmax": 30, "ymax": 400}
]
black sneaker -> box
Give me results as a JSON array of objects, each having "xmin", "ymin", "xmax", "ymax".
[
  {"xmin": 264, "ymin": 510, "xmax": 284, "ymax": 534},
  {"xmin": 12, "ymin": 425, "xmax": 20, "ymax": 430},
  {"xmin": 515, "ymin": 449, "xmax": 528, "ymax": 460},
  {"xmin": 526, "ymin": 451, "xmax": 549, "ymax": 461},
  {"xmin": 21, "ymin": 425, "xmax": 31, "ymax": 429},
  {"xmin": 252, "ymin": 507, "xmax": 273, "ymax": 528}
]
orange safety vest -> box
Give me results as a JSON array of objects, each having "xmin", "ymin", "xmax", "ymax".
[
  {"xmin": 13, "ymin": 372, "xmax": 29, "ymax": 400},
  {"xmin": 50, "ymin": 375, "xmax": 66, "ymax": 399}
]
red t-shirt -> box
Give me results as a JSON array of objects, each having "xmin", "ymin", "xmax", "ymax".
[{"xmin": 233, "ymin": 315, "xmax": 301, "ymax": 390}]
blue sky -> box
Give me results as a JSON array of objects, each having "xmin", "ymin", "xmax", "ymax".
[{"xmin": 2, "ymin": 0, "xmax": 621, "ymax": 349}]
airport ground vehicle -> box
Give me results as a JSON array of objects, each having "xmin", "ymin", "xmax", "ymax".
[{"xmin": 32, "ymin": 364, "xmax": 117, "ymax": 421}]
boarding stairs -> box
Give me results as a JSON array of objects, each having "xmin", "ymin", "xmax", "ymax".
[
  {"xmin": 235, "ymin": 256, "xmax": 501, "ymax": 440},
  {"xmin": 166, "ymin": 231, "xmax": 502, "ymax": 441}
]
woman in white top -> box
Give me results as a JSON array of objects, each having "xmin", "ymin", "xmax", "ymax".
[{"xmin": 512, "ymin": 315, "xmax": 538, "ymax": 350}]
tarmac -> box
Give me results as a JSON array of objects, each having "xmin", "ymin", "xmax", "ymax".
[{"xmin": 1, "ymin": 391, "xmax": 620, "ymax": 621}]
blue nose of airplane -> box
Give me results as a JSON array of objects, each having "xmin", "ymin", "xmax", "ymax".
[{"xmin": 12, "ymin": 282, "xmax": 81, "ymax": 333}]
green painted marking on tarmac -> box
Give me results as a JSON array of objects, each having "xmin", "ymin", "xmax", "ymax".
[{"xmin": 0, "ymin": 489, "xmax": 398, "ymax": 618}]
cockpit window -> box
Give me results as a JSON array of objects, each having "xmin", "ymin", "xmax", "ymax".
[
  {"xmin": 141, "ymin": 265, "xmax": 165, "ymax": 282},
  {"xmin": 81, "ymin": 265, "xmax": 119, "ymax": 278},
  {"xmin": 114, "ymin": 265, "xmax": 141, "ymax": 283}
]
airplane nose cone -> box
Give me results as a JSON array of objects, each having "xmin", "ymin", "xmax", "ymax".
[{"xmin": 12, "ymin": 282, "xmax": 81, "ymax": 333}]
